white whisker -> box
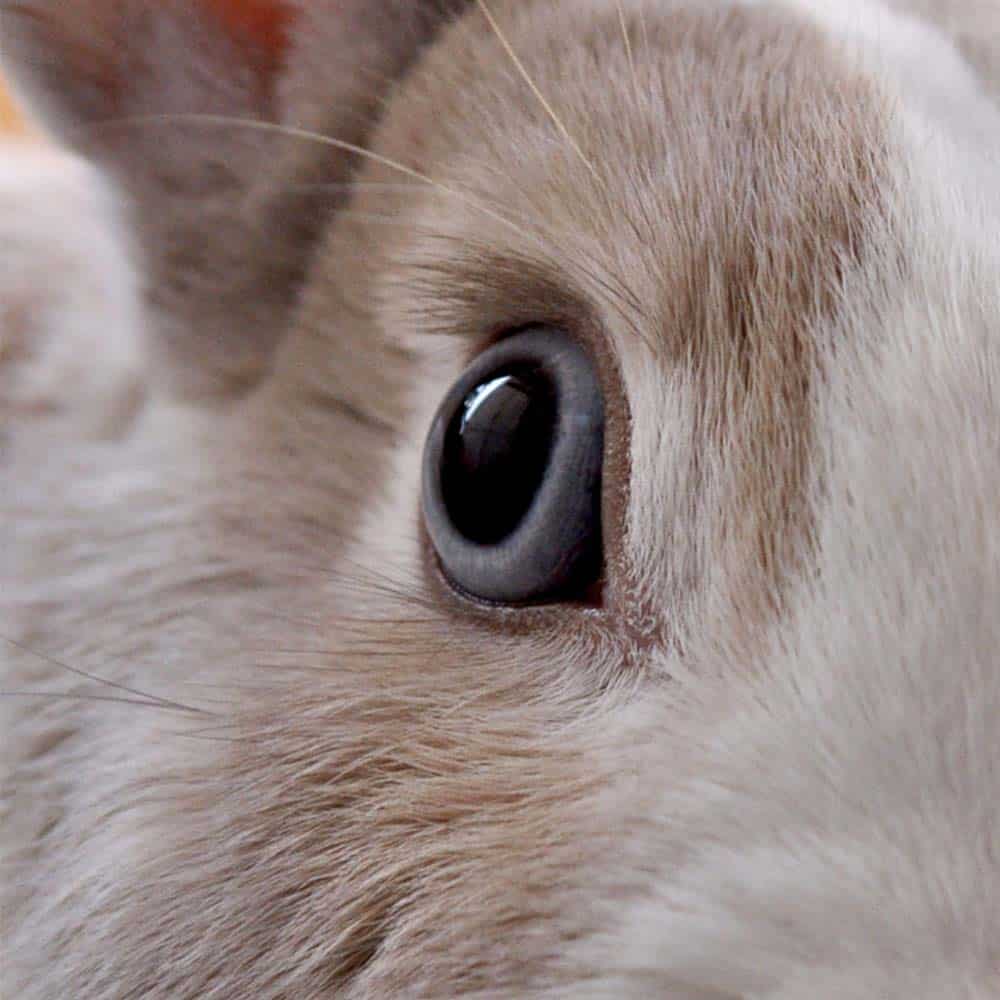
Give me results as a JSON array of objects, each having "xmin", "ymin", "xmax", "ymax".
[
  {"xmin": 474, "ymin": 0, "xmax": 603, "ymax": 186},
  {"xmin": 0, "ymin": 635, "xmax": 211, "ymax": 715},
  {"xmin": 615, "ymin": 0, "xmax": 641, "ymax": 103},
  {"xmin": 88, "ymin": 113, "xmax": 536, "ymax": 243}
]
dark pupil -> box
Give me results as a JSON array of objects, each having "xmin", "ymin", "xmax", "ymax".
[{"xmin": 440, "ymin": 368, "xmax": 557, "ymax": 545}]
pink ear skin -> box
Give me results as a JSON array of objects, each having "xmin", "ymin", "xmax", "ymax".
[
  {"xmin": 204, "ymin": 0, "xmax": 294, "ymax": 68},
  {"xmin": 0, "ymin": 0, "xmax": 472, "ymax": 400}
]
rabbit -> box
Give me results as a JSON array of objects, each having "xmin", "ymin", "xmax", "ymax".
[{"xmin": 3, "ymin": 0, "xmax": 1000, "ymax": 996}]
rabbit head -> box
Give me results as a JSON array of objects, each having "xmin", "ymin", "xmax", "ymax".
[{"xmin": 3, "ymin": 1, "xmax": 1000, "ymax": 996}]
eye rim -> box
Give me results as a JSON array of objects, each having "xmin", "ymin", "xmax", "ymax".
[{"xmin": 421, "ymin": 326, "xmax": 605, "ymax": 607}]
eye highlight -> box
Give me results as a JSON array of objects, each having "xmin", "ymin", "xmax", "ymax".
[
  {"xmin": 441, "ymin": 369, "xmax": 557, "ymax": 545},
  {"xmin": 422, "ymin": 327, "xmax": 604, "ymax": 605}
]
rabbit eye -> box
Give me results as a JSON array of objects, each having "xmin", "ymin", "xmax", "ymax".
[
  {"xmin": 441, "ymin": 370, "xmax": 557, "ymax": 545},
  {"xmin": 422, "ymin": 327, "xmax": 604, "ymax": 604}
]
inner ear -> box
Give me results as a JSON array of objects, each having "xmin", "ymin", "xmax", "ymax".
[
  {"xmin": 206, "ymin": 0, "xmax": 293, "ymax": 58},
  {"xmin": 0, "ymin": 1, "xmax": 293, "ymax": 125}
]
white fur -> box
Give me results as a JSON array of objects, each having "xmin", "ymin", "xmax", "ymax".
[{"xmin": 0, "ymin": 140, "xmax": 144, "ymax": 435}]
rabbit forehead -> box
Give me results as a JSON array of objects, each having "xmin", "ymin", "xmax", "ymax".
[{"xmin": 373, "ymin": 0, "xmax": 899, "ymax": 638}]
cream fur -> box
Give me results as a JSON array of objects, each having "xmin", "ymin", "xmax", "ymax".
[
  {"xmin": 0, "ymin": 140, "xmax": 143, "ymax": 435},
  {"xmin": 3, "ymin": 1, "xmax": 1000, "ymax": 997}
]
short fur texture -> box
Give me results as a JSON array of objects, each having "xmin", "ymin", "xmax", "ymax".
[{"xmin": 2, "ymin": 1, "xmax": 1000, "ymax": 996}]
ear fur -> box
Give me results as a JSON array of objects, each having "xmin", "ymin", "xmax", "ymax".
[{"xmin": 0, "ymin": 0, "xmax": 470, "ymax": 398}]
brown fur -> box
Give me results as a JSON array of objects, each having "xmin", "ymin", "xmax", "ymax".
[{"xmin": 370, "ymin": 1, "xmax": 894, "ymax": 638}]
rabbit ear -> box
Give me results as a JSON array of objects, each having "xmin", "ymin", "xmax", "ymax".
[
  {"xmin": 0, "ymin": 0, "xmax": 469, "ymax": 399},
  {"xmin": 0, "ymin": 1, "xmax": 296, "ymax": 137},
  {"xmin": 203, "ymin": 0, "xmax": 294, "ymax": 63},
  {"xmin": 0, "ymin": 0, "xmax": 306, "ymax": 399}
]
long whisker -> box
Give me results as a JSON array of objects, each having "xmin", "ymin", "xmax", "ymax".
[
  {"xmin": 474, "ymin": 0, "xmax": 603, "ymax": 187},
  {"xmin": 292, "ymin": 175, "xmax": 563, "ymax": 249},
  {"xmin": 0, "ymin": 691, "xmax": 210, "ymax": 712},
  {"xmin": 86, "ymin": 114, "xmax": 533, "ymax": 241},
  {"xmin": 287, "ymin": 182, "xmax": 427, "ymax": 195},
  {"xmin": 1, "ymin": 635, "xmax": 210, "ymax": 715},
  {"xmin": 86, "ymin": 115, "xmax": 655, "ymax": 350},
  {"xmin": 615, "ymin": 0, "xmax": 641, "ymax": 103}
]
